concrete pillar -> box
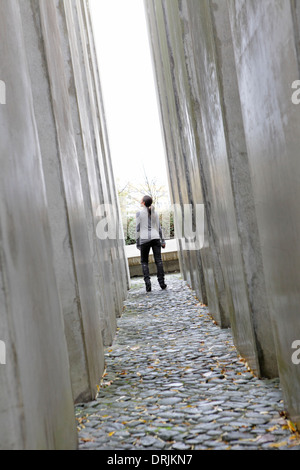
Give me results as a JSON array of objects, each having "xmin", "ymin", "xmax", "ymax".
[
  {"xmin": 145, "ymin": 0, "xmax": 199, "ymax": 296},
  {"xmin": 159, "ymin": 0, "xmax": 208, "ymax": 304},
  {"xmin": 0, "ymin": 0, "xmax": 77, "ymax": 449},
  {"xmin": 228, "ymin": 0, "xmax": 300, "ymax": 426},
  {"xmin": 19, "ymin": 0, "xmax": 105, "ymax": 404},
  {"xmin": 82, "ymin": 0, "xmax": 131, "ymax": 297},
  {"xmin": 179, "ymin": 0, "xmax": 262, "ymax": 374},
  {"xmin": 145, "ymin": 0, "xmax": 225, "ymax": 317},
  {"xmin": 63, "ymin": 0, "xmax": 118, "ymax": 346},
  {"xmin": 208, "ymin": 0, "xmax": 278, "ymax": 378},
  {"xmin": 145, "ymin": 0, "xmax": 280, "ymax": 378},
  {"xmin": 144, "ymin": 0, "xmax": 184, "ymax": 277},
  {"xmin": 75, "ymin": 0, "xmax": 127, "ymax": 318}
]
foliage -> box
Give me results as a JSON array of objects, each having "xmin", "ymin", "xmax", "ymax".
[
  {"xmin": 117, "ymin": 173, "xmax": 170, "ymax": 215},
  {"xmin": 125, "ymin": 216, "xmax": 137, "ymax": 246}
]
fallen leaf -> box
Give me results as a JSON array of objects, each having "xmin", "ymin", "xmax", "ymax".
[
  {"xmin": 288, "ymin": 421, "xmax": 299, "ymax": 433},
  {"xmin": 269, "ymin": 441, "xmax": 288, "ymax": 449},
  {"xmin": 290, "ymin": 435, "xmax": 300, "ymax": 441},
  {"xmin": 267, "ymin": 426, "xmax": 279, "ymax": 432}
]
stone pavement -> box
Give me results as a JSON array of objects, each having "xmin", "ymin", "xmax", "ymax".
[{"xmin": 76, "ymin": 274, "xmax": 300, "ymax": 451}]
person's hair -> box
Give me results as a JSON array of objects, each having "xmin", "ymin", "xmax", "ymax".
[{"xmin": 143, "ymin": 195, "xmax": 153, "ymax": 216}]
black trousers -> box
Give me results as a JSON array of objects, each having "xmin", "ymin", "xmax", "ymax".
[{"xmin": 140, "ymin": 239, "xmax": 165, "ymax": 284}]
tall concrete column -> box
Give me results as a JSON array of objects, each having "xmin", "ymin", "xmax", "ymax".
[
  {"xmin": 144, "ymin": 0, "xmax": 186, "ymax": 280},
  {"xmin": 181, "ymin": 0, "xmax": 261, "ymax": 375},
  {"xmin": 19, "ymin": 0, "xmax": 109, "ymax": 404},
  {"xmin": 82, "ymin": 0, "xmax": 131, "ymax": 297},
  {"xmin": 75, "ymin": 0, "xmax": 126, "ymax": 319},
  {"xmin": 62, "ymin": 0, "xmax": 118, "ymax": 347},
  {"xmin": 160, "ymin": 0, "xmax": 207, "ymax": 304},
  {"xmin": 39, "ymin": 1, "xmax": 106, "ymax": 399},
  {"xmin": 145, "ymin": 0, "xmax": 228, "ymax": 319},
  {"xmin": 208, "ymin": 0, "xmax": 278, "ymax": 378},
  {"xmin": 228, "ymin": 0, "xmax": 300, "ymax": 426},
  {"xmin": 145, "ymin": 0, "xmax": 282, "ymax": 379},
  {"xmin": 145, "ymin": 0, "xmax": 199, "ymax": 295},
  {"xmin": 146, "ymin": 0, "xmax": 254, "ymax": 369},
  {"xmin": 0, "ymin": 0, "xmax": 77, "ymax": 449},
  {"xmin": 146, "ymin": 0, "xmax": 300, "ymax": 424}
]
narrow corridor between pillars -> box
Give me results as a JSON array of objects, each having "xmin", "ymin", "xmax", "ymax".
[{"xmin": 76, "ymin": 274, "xmax": 299, "ymax": 451}]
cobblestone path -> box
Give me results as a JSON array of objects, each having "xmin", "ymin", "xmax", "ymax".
[{"xmin": 76, "ymin": 274, "xmax": 300, "ymax": 450}]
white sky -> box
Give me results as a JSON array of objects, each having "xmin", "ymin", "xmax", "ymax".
[{"xmin": 89, "ymin": 0, "xmax": 169, "ymax": 191}]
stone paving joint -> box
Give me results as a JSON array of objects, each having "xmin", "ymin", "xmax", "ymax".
[{"xmin": 76, "ymin": 274, "xmax": 300, "ymax": 451}]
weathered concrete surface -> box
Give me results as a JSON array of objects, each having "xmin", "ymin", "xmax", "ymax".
[
  {"xmin": 20, "ymin": 0, "xmax": 105, "ymax": 404},
  {"xmin": 77, "ymin": 0, "xmax": 126, "ymax": 319},
  {"xmin": 228, "ymin": 0, "xmax": 300, "ymax": 426},
  {"xmin": 18, "ymin": 0, "xmax": 129, "ymax": 405},
  {"xmin": 82, "ymin": 0, "xmax": 131, "ymax": 300},
  {"xmin": 146, "ymin": 0, "xmax": 262, "ymax": 377},
  {"xmin": 145, "ymin": 0, "xmax": 227, "ymax": 326},
  {"xmin": 144, "ymin": 0, "xmax": 206, "ymax": 304},
  {"xmin": 0, "ymin": 0, "xmax": 128, "ymax": 449},
  {"xmin": 208, "ymin": 0, "xmax": 278, "ymax": 378},
  {"xmin": 160, "ymin": 1, "xmax": 207, "ymax": 304},
  {"xmin": 0, "ymin": 0, "xmax": 77, "ymax": 449},
  {"xmin": 63, "ymin": 0, "xmax": 117, "ymax": 347},
  {"xmin": 180, "ymin": 0, "xmax": 261, "ymax": 376},
  {"xmin": 145, "ymin": 0, "xmax": 300, "ymax": 426}
]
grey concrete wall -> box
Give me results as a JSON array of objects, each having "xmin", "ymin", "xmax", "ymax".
[
  {"xmin": 228, "ymin": 0, "xmax": 300, "ymax": 427},
  {"xmin": 145, "ymin": 0, "xmax": 300, "ymax": 425},
  {"xmin": 63, "ymin": 0, "xmax": 117, "ymax": 347},
  {"xmin": 81, "ymin": 0, "xmax": 131, "ymax": 298},
  {"xmin": 208, "ymin": 0, "xmax": 278, "ymax": 378},
  {"xmin": 145, "ymin": 0, "xmax": 204, "ymax": 302},
  {"xmin": 182, "ymin": 0, "xmax": 263, "ymax": 376},
  {"xmin": 146, "ymin": 0, "xmax": 261, "ymax": 376},
  {"xmin": 161, "ymin": 0, "xmax": 207, "ymax": 303},
  {"xmin": 0, "ymin": 0, "xmax": 127, "ymax": 449},
  {"xmin": 0, "ymin": 0, "xmax": 77, "ymax": 449}
]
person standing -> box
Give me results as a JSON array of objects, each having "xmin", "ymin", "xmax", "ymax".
[{"xmin": 136, "ymin": 196, "xmax": 167, "ymax": 293}]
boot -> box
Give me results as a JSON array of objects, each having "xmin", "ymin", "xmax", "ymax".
[
  {"xmin": 156, "ymin": 260, "xmax": 167, "ymax": 290},
  {"xmin": 142, "ymin": 263, "xmax": 151, "ymax": 292}
]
